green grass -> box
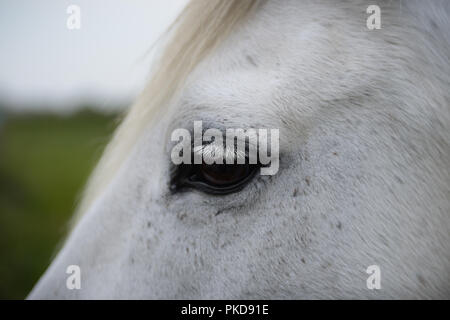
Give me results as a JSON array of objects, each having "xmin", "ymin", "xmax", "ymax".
[{"xmin": 0, "ymin": 110, "xmax": 119, "ymax": 299}]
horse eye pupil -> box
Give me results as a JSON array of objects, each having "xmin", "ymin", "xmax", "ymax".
[
  {"xmin": 171, "ymin": 159, "xmax": 259, "ymax": 195},
  {"xmin": 199, "ymin": 163, "xmax": 248, "ymax": 186}
]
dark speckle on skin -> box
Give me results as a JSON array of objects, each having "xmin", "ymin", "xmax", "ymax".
[
  {"xmin": 394, "ymin": 175, "xmax": 404, "ymax": 184},
  {"xmin": 333, "ymin": 152, "xmax": 338, "ymax": 156},
  {"xmin": 177, "ymin": 212, "xmax": 187, "ymax": 220},
  {"xmin": 430, "ymin": 20, "xmax": 438, "ymax": 30},
  {"xmin": 378, "ymin": 234, "xmax": 390, "ymax": 247},
  {"xmin": 301, "ymin": 258, "xmax": 306, "ymax": 264},
  {"xmin": 246, "ymin": 55, "xmax": 258, "ymax": 67},
  {"xmin": 135, "ymin": 182, "xmax": 144, "ymax": 202},
  {"xmin": 305, "ymin": 177, "xmax": 311, "ymax": 186},
  {"xmin": 293, "ymin": 188, "xmax": 298, "ymax": 197},
  {"xmin": 417, "ymin": 274, "xmax": 427, "ymax": 286},
  {"xmin": 337, "ymin": 221, "xmax": 342, "ymax": 230},
  {"xmin": 147, "ymin": 221, "xmax": 152, "ymax": 228}
]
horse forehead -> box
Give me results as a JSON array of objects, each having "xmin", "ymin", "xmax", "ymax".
[{"xmin": 174, "ymin": 1, "xmax": 373, "ymax": 131}]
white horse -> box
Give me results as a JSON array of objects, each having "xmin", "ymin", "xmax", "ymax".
[{"xmin": 30, "ymin": 0, "xmax": 450, "ymax": 299}]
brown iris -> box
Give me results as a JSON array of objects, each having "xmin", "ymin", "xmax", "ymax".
[
  {"xmin": 171, "ymin": 161, "xmax": 259, "ymax": 195},
  {"xmin": 198, "ymin": 163, "xmax": 250, "ymax": 186}
]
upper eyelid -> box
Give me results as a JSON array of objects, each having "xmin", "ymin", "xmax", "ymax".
[
  {"xmin": 181, "ymin": 125, "xmax": 260, "ymax": 146},
  {"xmin": 193, "ymin": 141, "xmax": 250, "ymax": 163},
  {"xmin": 190, "ymin": 128, "xmax": 260, "ymax": 152}
]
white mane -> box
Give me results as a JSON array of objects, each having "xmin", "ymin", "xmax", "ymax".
[{"xmin": 75, "ymin": 0, "xmax": 262, "ymax": 222}]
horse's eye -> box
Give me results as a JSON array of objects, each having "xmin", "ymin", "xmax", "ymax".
[{"xmin": 170, "ymin": 162, "xmax": 259, "ymax": 195}]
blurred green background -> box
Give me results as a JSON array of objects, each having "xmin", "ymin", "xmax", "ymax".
[
  {"xmin": 0, "ymin": 0, "xmax": 187, "ymax": 301},
  {"xmin": 0, "ymin": 109, "xmax": 119, "ymax": 299}
]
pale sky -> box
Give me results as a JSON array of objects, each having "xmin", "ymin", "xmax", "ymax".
[{"xmin": 0, "ymin": 0, "xmax": 188, "ymax": 112}]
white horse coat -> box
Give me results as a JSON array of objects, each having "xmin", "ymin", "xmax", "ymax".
[{"xmin": 30, "ymin": 0, "xmax": 450, "ymax": 299}]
